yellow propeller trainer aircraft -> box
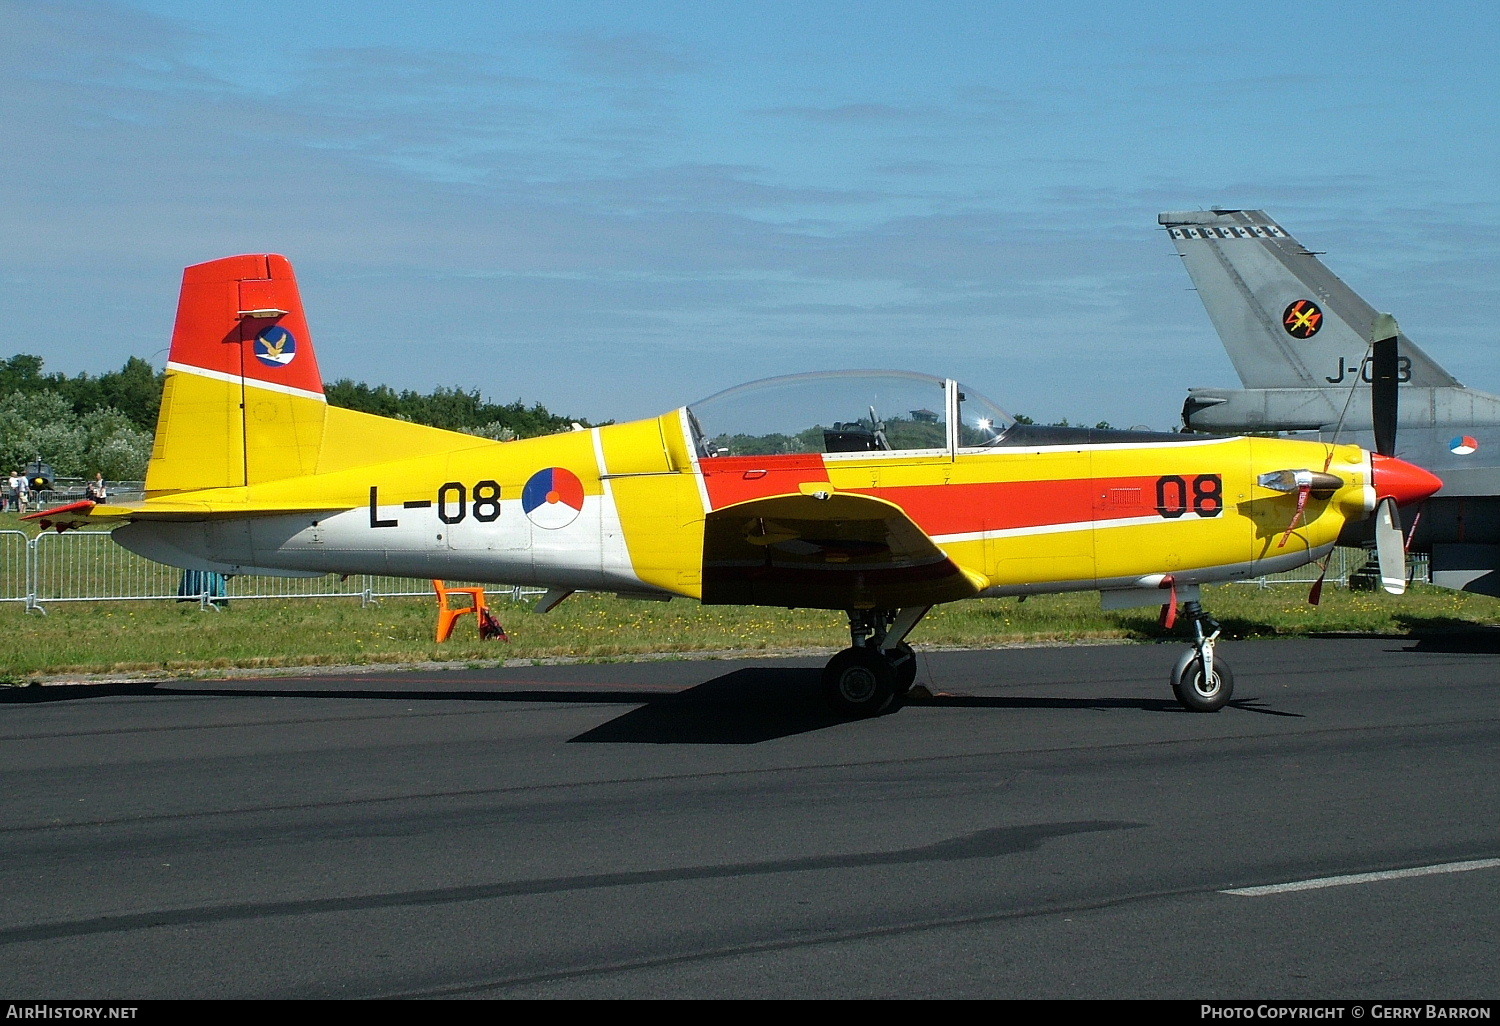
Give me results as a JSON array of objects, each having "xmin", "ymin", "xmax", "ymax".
[{"xmin": 30, "ymin": 254, "xmax": 1443, "ymax": 717}]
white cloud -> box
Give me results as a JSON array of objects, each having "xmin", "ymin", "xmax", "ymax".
[{"xmin": 2, "ymin": 1, "xmax": 1496, "ymax": 431}]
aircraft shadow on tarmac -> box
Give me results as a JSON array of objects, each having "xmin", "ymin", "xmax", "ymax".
[
  {"xmin": 568, "ymin": 669, "xmax": 1304, "ymax": 743},
  {"xmin": 0, "ymin": 666, "xmax": 1300, "ymax": 741},
  {"xmin": 1285, "ymin": 619, "xmax": 1500, "ymax": 654},
  {"xmin": 0, "ymin": 670, "xmax": 898, "ymax": 743},
  {"xmin": 1389, "ymin": 619, "xmax": 1500, "ymax": 653},
  {"xmin": 1114, "ymin": 614, "xmax": 1500, "ymax": 652}
]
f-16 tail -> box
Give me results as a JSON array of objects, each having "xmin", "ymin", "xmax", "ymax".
[{"xmin": 1159, "ymin": 210, "xmax": 1461, "ymax": 393}]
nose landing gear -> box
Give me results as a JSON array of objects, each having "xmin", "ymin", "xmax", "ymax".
[{"xmin": 1171, "ymin": 600, "xmax": 1234, "ymax": 712}]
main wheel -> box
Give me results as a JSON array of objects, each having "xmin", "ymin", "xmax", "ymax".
[
  {"xmin": 1171, "ymin": 651, "xmax": 1234, "ymax": 713},
  {"xmin": 888, "ymin": 642, "xmax": 917, "ymax": 693},
  {"xmin": 822, "ymin": 647, "xmax": 897, "ymax": 717}
]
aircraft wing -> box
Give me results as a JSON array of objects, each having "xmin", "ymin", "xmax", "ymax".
[{"xmin": 702, "ymin": 491, "xmax": 988, "ymax": 609}]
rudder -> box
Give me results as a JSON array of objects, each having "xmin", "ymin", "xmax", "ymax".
[
  {"xmin": 1159, "ymin": 209, "xmax": 1460, "ymax": 391},
  {"xmin": 146, "ymin": 255, "xmax": 329, "ymax": 494}
]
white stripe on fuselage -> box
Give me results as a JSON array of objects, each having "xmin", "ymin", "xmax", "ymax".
[
  {"xmin": 933, "ymin": 513, "xmax": 1189, "ymax": 546},
  {"xmin": 133, "ymin": 497, "xmax": 651, "ymax": 591}
]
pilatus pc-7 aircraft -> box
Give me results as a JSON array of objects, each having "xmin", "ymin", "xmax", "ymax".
[
  {"xmin": 30, "ymin": 254, "xmax": 1441, "ymax": 716},
  {"xmin": 1162, "ymin": 209, "xmax": 1499, "ymax": 596}
]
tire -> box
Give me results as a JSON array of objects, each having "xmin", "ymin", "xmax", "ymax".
[
  {"xmin": 888, "ymin": 642, "xmax": 917, "ymax": 693},
  {"xmin": 1171, "ymin": 651, "xmax": 1234, "ymax": 713},
  {"xmin": 822, "ymin": 647, "xmax": 897, "ymax": 717}
]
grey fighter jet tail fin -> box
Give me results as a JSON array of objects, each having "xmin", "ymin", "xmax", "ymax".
[{"xmin": 1159, "ymin": 209, "xmax": 1461, "ymax": 391}]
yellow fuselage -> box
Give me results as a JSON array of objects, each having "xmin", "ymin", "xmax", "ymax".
[{"xmin": 111, "ymin": 374, "xmax": 1373, "ymax": 608}]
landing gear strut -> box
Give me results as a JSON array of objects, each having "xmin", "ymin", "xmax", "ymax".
[
  {"xmin": 1171, "ymin": 600, "xmax": 1234, "ymax": 712},
  {"xmin": 822, "ymin": 606, "xmax": 927, "ymax": 717}
]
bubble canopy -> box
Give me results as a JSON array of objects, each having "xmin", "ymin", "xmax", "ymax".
[{"xmin": 685, "ymin": 370, "xmax": 1015, "ymax": 457}]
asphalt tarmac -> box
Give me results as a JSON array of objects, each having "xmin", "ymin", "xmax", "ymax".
[{"xmin": 1, "ymin": 635, "xmax": 1497, "ymax": 999}]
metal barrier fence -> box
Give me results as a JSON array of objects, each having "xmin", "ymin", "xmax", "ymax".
[
  {"xmin": 1235, "ymin": 544, "xmax": 1429, "ymax": 589},
  {"xmin": 0, "ymin": 531, "xmax": 30, "ymax": 606},
  {"xmin": 2, "ymin": 529, "xmax": 1431, "ymax": 612},
  {"xmin": 11, "ymin": 480, "xmax": 146, "ymax": 505},
  {"xmin": 3, "ymin": 530, "xmax": 539, "ymax": 613}
]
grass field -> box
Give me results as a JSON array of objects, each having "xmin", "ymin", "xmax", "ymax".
[
  {"xmin": 7, "ymin": 508, "xmax": 1498, "ymax": 681},
  {"xmin": 4, "ymin": 582, "xmax": 1497, "ymax": 682}
]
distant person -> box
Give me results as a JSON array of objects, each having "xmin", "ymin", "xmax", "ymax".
[
  {"xmin": 7, "ymin": 471, "xmax": 22, "ymax": 514},
  {"xmin": 85, "ymin": 473, "xmax": 107, "ymax": 502},
  {"xmin": 15, "ymin": 472, "xmax": 29, "ymax": 513}
]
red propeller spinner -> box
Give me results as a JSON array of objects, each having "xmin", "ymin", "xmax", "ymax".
[{"xmin": 1371, "ymin": 453, "xmax": 1443, "ymax": 507}]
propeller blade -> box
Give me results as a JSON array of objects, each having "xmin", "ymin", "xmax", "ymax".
[
  {"xmin": 1374, "ymin": 496, "xmax": 1407, "ymax": 595},
  {"xmin": 1308, "ymin": 554, "xmax": 1331, "ymax": 606},
  {"xmin": 1371, "ymin": 312, "xmax": 1400, "ymax": 457}
]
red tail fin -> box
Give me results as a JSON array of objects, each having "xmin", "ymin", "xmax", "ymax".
[{"xmin": 167, "ymin": 254, "xmax": 325, "ymax": 398}]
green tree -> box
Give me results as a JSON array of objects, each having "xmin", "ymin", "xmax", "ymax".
[
  {"xmin": 1, "ymin": 354, "xmax": 593, "ymax": 479},
  {"xmin": 0, "ymin": 354, "xmax": 165, "ymax": 433},
  {"xmin": 0, "ymin": 391, "xmax": 153, "ymax": 481},
  {"xmin": 0, "ymin": 355, "xmax": 45, "ymax": 393},
  {"xmin": 323, "ymin": 379, "xmax": 586, "ymax": 437}
]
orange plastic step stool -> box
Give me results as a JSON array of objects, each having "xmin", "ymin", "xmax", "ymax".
[{"xmin": 433, "ymin": 579, "xmax": 489, "ymax": 642}]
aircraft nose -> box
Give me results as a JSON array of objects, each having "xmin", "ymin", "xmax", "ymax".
[{"xmin": 1371, "ymin": 453, "xmax": 1443, "ymax": 506}]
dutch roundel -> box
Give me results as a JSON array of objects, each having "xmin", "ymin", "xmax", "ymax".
[
  {"xmin": 522, "ymin": 467, "xmax": 585, "ymax": 529},
  {"xmin": 1450, "ymin": 435, "xmax": 1480, "ymax": 455}
]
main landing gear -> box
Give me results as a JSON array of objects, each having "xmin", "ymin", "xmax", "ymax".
[
  {"xmin": 822, "ymin": 599, "xmax": 1235, "ymax": 717},
  {"xmin": 822, "ymin": 607, "xmax": 928, "ymax": 717},
  {"xmin": 1171, "ymin": 600, "xmax": 1234, "ymax": 713}
]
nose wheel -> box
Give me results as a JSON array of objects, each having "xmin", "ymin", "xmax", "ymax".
[
  {"xmin": 1172, "ymin": 649, "xmax": 1235, "ymax": 712},
  {"xmin": 1171, "ymin": 600, "xmax": 1234, "ymax": 712}
]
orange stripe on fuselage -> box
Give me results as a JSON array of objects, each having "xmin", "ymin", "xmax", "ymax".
[
  {"xmin": 864, "ymin": 477, "xmax": 1167, "ymax": 536},
  {"xmin": 699, "ymin": 454, "xmax": 1183, "ymax": 535},
  {"xmin": 700, "ymin": 454, "xmax": 830, "ymax": 508}
]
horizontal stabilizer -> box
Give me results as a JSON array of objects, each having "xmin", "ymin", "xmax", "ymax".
[{"xmin": 25, "ymin": 497, "xmax": 353, "ymax": 533}]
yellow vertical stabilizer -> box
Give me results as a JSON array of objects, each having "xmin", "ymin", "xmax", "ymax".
[{"xmin": 144, "ymin": 253, "xmax": 481, "ymax": 496}]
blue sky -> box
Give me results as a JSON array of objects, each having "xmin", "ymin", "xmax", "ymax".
[{"xmin": 2, "ymin": 0, "xmax": 1496, "ymax": 428}]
